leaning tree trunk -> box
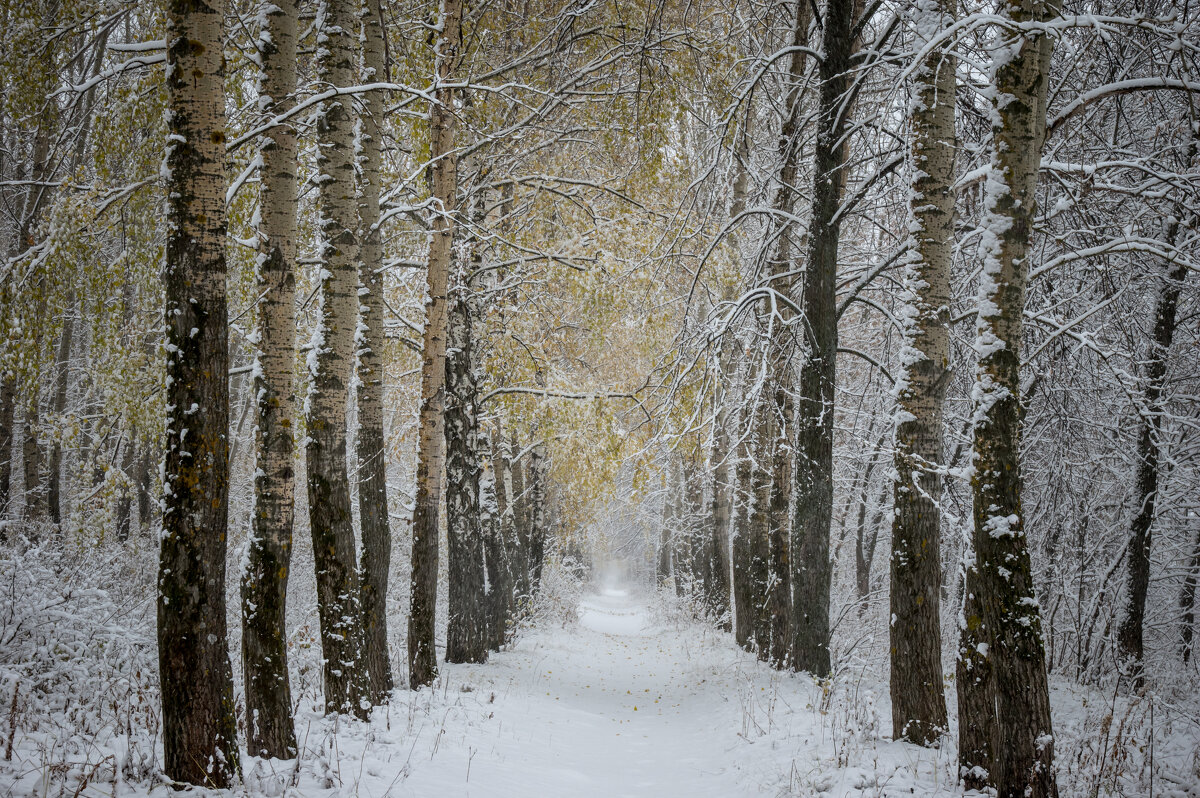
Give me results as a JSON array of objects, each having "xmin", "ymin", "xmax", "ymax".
[
  {"xmin": 445, "ymin": 249, "xmax": 488, "ymax": 664},
  {"xmin": 789, "ymin": 0, "xmax": 852, "ymax": 679},
  {"xmin": 355, "ymin": 0, "xmax": 395, "ymax": 703},
  {"xmin": 888, "ymin": 0, "xmax": 955, "ymax": 746},
  {"xmin": 1116, "ymin": 258, "xmax": 1188, "ymax": 690},
  {"xmin": 961, "ymin": 0, "xmax": 1060, "ymax": 793},
  {"xmin": 408, "ymin": 0, "xmax": 463, "ymax": 689},
  {"xmin": 240, "ymin": 0, "xmax": 300, "ymax": 758},
  {"xmin": 306, "ymin": 0, "xmax": 368, "ymax": 717},
  {"xmin": 157, "ymin": 0, "xmax": 240, "ymax": 784}
]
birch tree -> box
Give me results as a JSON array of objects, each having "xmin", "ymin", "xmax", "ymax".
[
  {"xmin": 157, "ymin": 0, "xmax": 240, "ymax": 783},
  {"xmin": 888, "ymin": 0, "xmax": 955, "ymax": 745},
  {"xmin": 959, "ymin": 0, "xmax": 1061, "ymax": 792},
  {"xmin": 306, "ymin": 0, "xmax": 368, "ymax": 717},
  {"xmin": 408, "ymin": 0, "xmax": 462, "ymax": 689},
  {"xmin": 240, "ymin": 0, "xmax": 300, "ymax": 757},
  {"xmin": 355, "ymin": 0, "xmax": 395, "ymax": 704}
]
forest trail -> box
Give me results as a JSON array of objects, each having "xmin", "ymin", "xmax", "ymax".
[
  {"xmin": 378, "ymin": 587, "xmax": 769, "ymax": 797},
  {"xmin": 301, "ymin": 585, "xmax": 886, "ymax": 798},
  {"xmin": 313, "ymin": 586, "xmax": 960, "ymax": 798},
  {"xmin": 451, "ymin": 588, "xmax": 745, "ymax": 796}
]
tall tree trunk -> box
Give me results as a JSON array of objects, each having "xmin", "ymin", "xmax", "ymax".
[
  {"xmin": 482, "ymin": 432, "xmax": 511, "ymax": 652},
  {"xmin": 511, "ymin": 437, "xmax": 531, "ymax": 603},
  {"xmin": 21, "ymin": 402, "xmax": 43, "ymax": 521},
  {"xmin": 240, "ymin": 0, "xmax": 300, "ymax": 758},
  {"xmin": 1116, "ymin": 261, "xmax": 1187, "ymax": 689},
  {"xmin": 961, "ymin": 0, "xmax": 1060, "ymax": 792},
  {"xmin": 765, "ymin": 407, "xmax": 792, "ymax": 667},
  {"xmin": 157, "ymin": 0, "xmax": 240, "ymax": 783},
  {"xmin": 708, "ymin": 410, "xmax": 733, "ymax": 630},
  {"xmin": 1181, "ymin": 525, "xmax": 1199, "ymax": 665},
  {"xmin": 408, "ymin": 0, "xmax": 462, "ymax": 689},
  {"xmin": 888, "ymin": 0, "xmax": 955, "ymax": 745},
  {"xmin": 445, "ymin": 246, "xmax": 488, "ymax": 664},
  {"xmin": 0, "ymin": 377, "xmax": 14, "ymax": 515},
  {"xmin": 527, "ymin": 444, "xmax": 548, "ymax": 594},
  {"xmin": 306, "ymin": 0, "xmax": 368, "ymax": 717},
  {"xmin": 495, "ymin": 433, "xmax": 521, "ymax": 640},
  {"xmin": 789, "ymin": 0, "xmax": 852, "ymax": 679},
  {"xmin": 759, "ymin": 0, "xmax": 810, "ymax": 671},
  {"xmin": 731, "ymin": 402, "xmax": 757, "ymax": 649},
  {"xmin": 47, "ymin": 298, "xmax": 73, "ymax": 526},
  {"xmin": 356, "ymin": 0, "xmax": 395, "ymax": 704}
]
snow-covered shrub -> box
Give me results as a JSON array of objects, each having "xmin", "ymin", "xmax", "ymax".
[
  {"xmin": 520, "ymin": 548, "xmax": 585, "ymax": 633},
  {"xmin": 0, "ymin": 531, "xmax": 160, "ymax": 795}
]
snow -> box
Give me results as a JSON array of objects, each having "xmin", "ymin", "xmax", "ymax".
[{"xmin": 3, "ymin": 555, "xmax": 1198, "ymax": 798}]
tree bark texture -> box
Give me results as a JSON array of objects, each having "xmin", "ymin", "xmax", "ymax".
[
  {"xmin": 790, "ymin": 0, "xmax": 851, "ymax": 678},
  {"xmin": 157, "ymin": 0, "xmax": 240, "ymax": 783},
  {"xmin": 355, "ymin": 0, "xmax": 395, "ymax": 704},
  {"xmin": 445, "ymin": 253, "xmax": 488, "ymax": 664},
  {"xmin": 240, "ymin": 0, "xmax": 300, "ymax": 758},
  {"xmin": 0, "ymin": 376, "xmax": 14, "ymax": 514},
  {"xmin": 47, "ymin": 298, "xmax": 73, "ymax": 526},
  {"xmin": 963, "ymin": 0, "xmax": 1060, "ymax": 792},
  {"xmin": 1116, "ymin": 261, "xmax": 1187, "ymax": 688},
  {"xmin": 408, "ymin": 0, "xmax": 462, "ymax": 689},
  {"xmin": 888, "ymin": 0, "xmax": 955, "ymax": 745},
  {"xmin": 306, "ymin": 0, "xmax": 368, "ymax": 718}
]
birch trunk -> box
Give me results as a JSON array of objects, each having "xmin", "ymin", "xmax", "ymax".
[
  {"xmin": 157, "ymin": 0, "xmax": 240, "ymax": 783},
  {"xmin": 961, "ymin": 0, "xmax": 1060, "ymax": 792},
  {"xmin": 240, "ymin": 0, "xmax": 300, "ymax": 757},
  {"xmin": 445, "ymin": 246, "xmax": 488, "ymax": 663},
  {"xmin": 888, "ymin": 0, "xmax": 955, "ymax": 745},
  {"xmin": 306, "ymin": 0, "xmax": 368, "ymax": 717},
  {"xmin": 355, "ymin": 0, "xmax": 395, "ymax": 703},
  {"xmin": 408, "ymin": 0, "xmax": 462, "ymax": 688}
]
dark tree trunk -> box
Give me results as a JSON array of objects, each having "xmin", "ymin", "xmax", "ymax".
[
  {"xmin": 1181, "ymin": 526, "xmax": 1199, "ymax": 665},
  {"xmin": 47, "ymin": 300, "xmax": 73, "ymax": 526},
  {"xmin": 356, "ymin": 0, "xmax": 395, "ymax": 705},
  {"xmin": 957, "ymin": 559, "xmax": 994, "ymax": 791},
  {"xmin": 1117, "ymin": 262, "xmax": 1187, "ymax": 688},
  {"xmin": 961, "ymin": 0, "xmax": 1060, "ymax": 792},
  {"xmin": 527, "ymin": 445, "xmax": 548, "ymax": 595},
  {"xmin": 731, "ymin": 409, "xmax": 756, "ymax": 649},
  {"xmin": 765, "ymin": 400, "xmax": 792, "ymax": 668},
  {"xmin": 0, "ymin": 376, "xmax": 13, "ymax": 515},
  {"xmin": 22, "ymin": 402, "xmax": 44, "ymax": 521},
  {"xmin": 482, "ymin": 436, "xmax": 511, "ymax": 651},
  {"xmin": 789, "ymin": 0, "xmax": 853, "ymax": 679},
  {"xmin": 157, "ymin": 0, "xmax": 240, "ymax": 783},
  {"xmin": 445, "ymin": 256, "xmax": 488, "ymax": 664}
]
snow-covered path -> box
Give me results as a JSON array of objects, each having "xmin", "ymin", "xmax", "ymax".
[
  {"xmin": 448, "ymin": 588, "xmax": 745, "ymax": 795},
  {"xmin": 266, "ymin": 586, "xmax": 961, "ymax": 797}
]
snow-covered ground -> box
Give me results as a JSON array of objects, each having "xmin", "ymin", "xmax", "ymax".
[{"xmin": 4, "ymin": 572, "xmax": 1199, "ymax": 797}]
